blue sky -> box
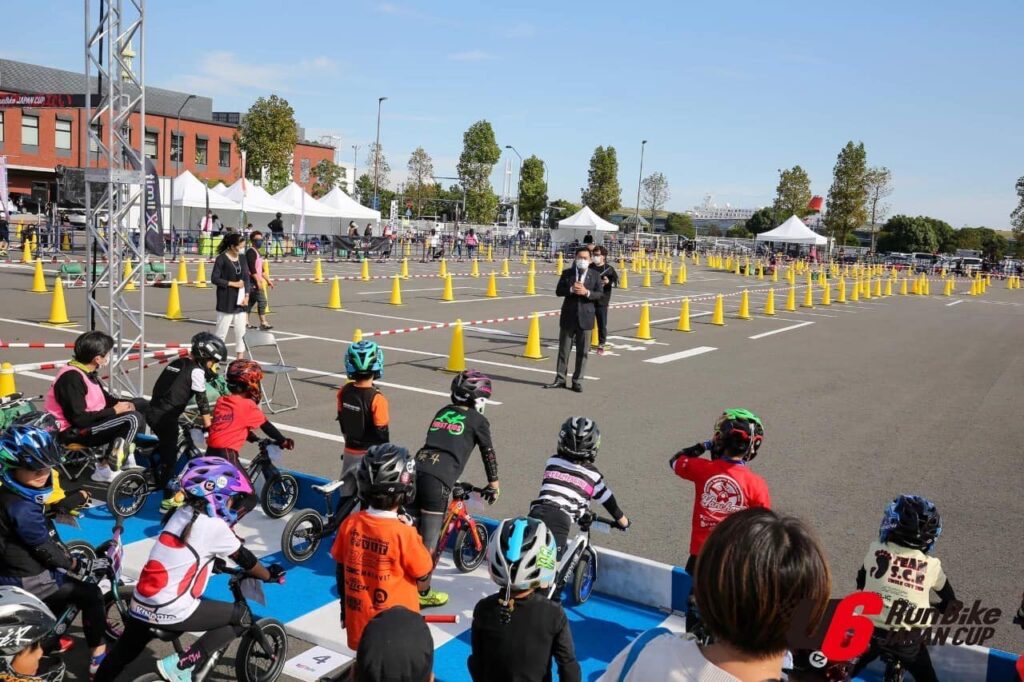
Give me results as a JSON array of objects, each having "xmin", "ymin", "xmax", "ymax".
[{"xmin": 7, "ymin": 1, "xmax": 1023, "ymax": 227}]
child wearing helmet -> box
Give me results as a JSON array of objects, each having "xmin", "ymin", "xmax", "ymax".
[
  {"xmin": 145, "ymin": 332, "xmax": 227, "ymax": 506},
  {"xmin": 528, "ymin": 417, "xmax": 629, "ymax": 557},
  {"xmin": 206, "ymin": 359, "xmax": 294, "ymax": 465},
  {"xmin": 0, "ymin": 425, "xmax": 109, "ymax": 675},
  {"xmin": 849, "ymin": 495, "xmax": 955, "ymax": 682},
  {"xmin": 330, "ymin": 444, "xmax": 434, "ymax": 652},
  {"xmin": 337, "ymin": 341, "xmax": 390, "ymax": 476},
  {"xmin": 0, "ymin": 586, "xmax": 65, "ymax": 682},
  {"xmin": 93, "ymin": 457, "xmax": 284, "ymax": 682},
  {"xmin": 469, "ymin": 517, "xmax": 581, "ymax": 682},
  {"xmin": 411, "ymin": 369, "xmax": 500, "ymax": 607}
]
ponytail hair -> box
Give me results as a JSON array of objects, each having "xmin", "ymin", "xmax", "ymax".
[{"xmin": 217, "ymin": 232, "xmax": 244, "ymax": 255}]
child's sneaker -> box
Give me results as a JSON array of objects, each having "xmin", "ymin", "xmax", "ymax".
[
  {"xmin": 156, "ymin": 653, "xmax": 190, "ymax": 682},
  {"xmin": 124, "ymin": 442, "xmax": 138, "ymax": 470},
  {"xmin": 90, "ymin": 464, "xmax": 116, "ymax": 484},
  {"xmin": 160, "ymin": 491, "xmax": 186, "ymax": 511},
  {"xmin": 419, "ymin": 589, "xmax": 449, "ymax": 608},
  {"xmin": 89, "ymin": 651, "xmax": 107, "ymax": 677},
  {"xmin": 596, "ymin": 345, "xmax": 605, "ymax": 356},
  {"xmin": 108, "ymin": 437, "xmax": 127, "ymax": 471}
]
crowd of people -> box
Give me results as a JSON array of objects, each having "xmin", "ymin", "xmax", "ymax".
[{"xmin": 0, "ymin": 235, "xmax": 1021, "ymax": 682}]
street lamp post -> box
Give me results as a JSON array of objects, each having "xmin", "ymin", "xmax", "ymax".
[
  {"xmin": 634, "ymin": 140, "xmax": 647, "ymax": 240},
  {"xmin": 352, "ymin": 145, "xmax": 360, "ymax": 198},
  {"xmin": 172, "ymin": 94, "xmax": 197, "ymax": 258},
  {"xmin": 504, "ymin": 145, "xmax": 522, "ymax": 229},
  {"xmin": 372, "ymin": 97, "xmax": 387, "ymax": 211}
]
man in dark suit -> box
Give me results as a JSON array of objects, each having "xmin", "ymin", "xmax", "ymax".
[{"xmin": 545, "ymin": 246, "xmax": 604, "ymax": 393}]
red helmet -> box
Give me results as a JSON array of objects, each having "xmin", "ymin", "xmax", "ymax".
[{"xmin": 226, "ymin": 359, "xmax": 263, "ymax": 403}]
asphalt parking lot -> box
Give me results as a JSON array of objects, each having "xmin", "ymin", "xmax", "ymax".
[{"xmin": 2, "ymin": 253, "xmax": 1022, "ymax": 661}]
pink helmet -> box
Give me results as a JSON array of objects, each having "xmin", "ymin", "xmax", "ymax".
[{"xmin": 179, "ymin": 456, "xmax": 253, "ymax": 524}]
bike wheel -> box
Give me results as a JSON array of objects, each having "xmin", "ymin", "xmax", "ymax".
[
  {"xmin": 572, "ymin": 550, "xmax": 596, "ymax": 604},
  {"xmin": 260, "ymin": 473, "xmax": 298, "ymax": 519},
  {"xmin": 106, "ymin": 470, "xmax": 150, "ymax": 518},
  {"xmin": 281, "ymin": 510, "xmax": 324, "ymax": 564},
  {"xmin": 103, "ymin": 584, "xmax": 134, "ymax": 640},
  {"xmin": 453, "ymin": 522, "xmax": 488, "ymax": 573},
  {"xmin": 235, "ymin": 618, "xmax": 288, "ymax": 682},
  {"xmin": 65, "ymin": 540, "xmax": 97, "ymax": 563}
]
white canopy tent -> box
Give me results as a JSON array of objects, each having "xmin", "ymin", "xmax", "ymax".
[
  {"xmin": 220, "ymin": 179, "xmax": 295, "ymax": 216},
  {"xmin": 319, "ymin": 187, "xmax": 381, "ymax": 223},
  {"xmin": 754, "ymin": 215, "xmax": 827, "ymax": 245},
  {"xmin": 556, "ymin": 205, "xmax": 619, "ymax": 245},
  {"xmin": 272, "ymin": 182, "xmax": 342, "ymax": 234},
  {"xmin": 171, "ymin": 171, "xmax": 241, "ymax": 211},
  {"xmin": 210, "ymin": 182, "xmax": 228, "ymax": 195}
]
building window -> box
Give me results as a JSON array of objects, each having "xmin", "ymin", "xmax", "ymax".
[
  {"xmin": 144, "ymin": 131, "xmax": 158, "ymax": 159},
  {"xmin": 170, "ymin": 133, "xmax": 183, "ymax": 163},
  {"xmin": 218, "ymin": 140, "xmax": 231, "ymax": 168},
  {"xmin": 55, "ymin": 119, "xmax": 72, "ymax": 150},
  {"xmin": 195, "ymin": 137, "xmax": 208, "ymax": 166},
  {"xmin": 21, "ymin": 114, "xmax": 39, "ymax": 146},
  {"xmin": 89, "ymin": 123, "xmax": 102, "ymax": 152}
]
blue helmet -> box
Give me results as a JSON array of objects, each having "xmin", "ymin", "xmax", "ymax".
[
  {"xmin": 880, "ymin": 495, "xmax": 942, "ymax": 552},
  {"xmin": 345, "ymin": 341, "xmax": 384, "ymax": 379},
  {"xmin": 0, "ymin": 425, "xmax": 61, "ymax": 503}
]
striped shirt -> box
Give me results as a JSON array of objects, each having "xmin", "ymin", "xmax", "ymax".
[{"xmin": 531, "ymin": 455, "xmax": 622, "ymax": 523}]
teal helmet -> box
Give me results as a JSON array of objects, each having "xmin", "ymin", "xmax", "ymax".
[{"xmin": 345, "ymin": 341, "xmax": 384, "ymax": 379}]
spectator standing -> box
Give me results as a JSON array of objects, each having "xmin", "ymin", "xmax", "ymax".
[
  {"xmin": 211, "ymin": 233, "xmax": 251, "ymax": 359},
  {"xmin": 0, "ymin": 213, "xmax": 9, "ymax": 256},
  {"xmin": 364, "ymin": 222, "xmax": 374, "ymax": 238},
  {"xmin": 465, "ymin": 228, "xmax": 478, "ymax": 260},
  {"xmin": 589, "ymin": 245, "xmax": 618, "ymax": 355},
  {"xmin": 244, "ymin": 231, "xmax": 273, "ymax": 331},
  {"xmin": 546, "ymin": 247, "xmax": 603, "ymax": 393},
  {"xmin": 582, "ymin": 230, "xmax": 594, "ymax": 245},
  {"xmin": 454, "ymin": 229, "xmax": 464, "ymax": 261},
  {"xmin": 267, "ymin": 212, "xmax": 285, "ymax": 260}
]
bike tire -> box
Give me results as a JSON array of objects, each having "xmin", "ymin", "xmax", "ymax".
[
  {"xmin": 260, "ymin": 473, "xmax": 298, "ymax": 519},
  {"xmin": 106, "ymin": 470, "xmax": 150, "ymax": 518},
  {"xmin": 572, "ymin": 551, "xmax": 596, "ymax": 604},
  {"xmin": 65, "ymin": 540, "xmax": 97, "ymax": 563},
  {"xmin": 103, "ymin": 584, "xmax": 134, "ymax": 640},
  {"xmin": 453, "ymin": 522, "xmax": 488, "ymax": 573},
  {"xmin": 281, "ymin": 510, "xmax": 324, "ymax": 564},
  {"xmin": 235, "ymin": 618, "xmax": 288, "ymax": 682}
]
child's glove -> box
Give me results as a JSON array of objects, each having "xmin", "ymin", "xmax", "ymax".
[
  {"xmin": 669, "ymin": 441, "xmax": 710, "ymax": 468},
  {"xmin": 481, "ymin": 485, "xmax": 500, "ymax": 505},
  {"xmin": 265, "ymin": 563, "xmax": 286, "ymax": 584},
  {"xmin": 277, "ymin": 438, "xmax": 294, "ymax": 451}
]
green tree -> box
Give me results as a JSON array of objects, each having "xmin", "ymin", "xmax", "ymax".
[
  {"xmin": 518, "ymin": 155, "xmax": 548, "ymax": 226},
  {"xmin": 705, "ymin": 225, "xmax": 724, "ymax": 237},
  {"xmin": 823, "ymin": 141, "xmax": 869, "ymax": 248},
  {"xmin": 355, "ymin": 174, "xmax": 374, "ymax": 208},
  {"xmin": 726, "ymin": 224, "xmax": 752, "ymax": 238},
  {"xmin": 310, "ymin": 159, "xmax": 346, "ymax": 198},
  {"xmin": 406, "ymin": 147, "xmax": 435, "ymax": 216},
  {"xmin": 877, "ymin": 215, "xmax": 938, "ymax": 253},
  {"xmin": 773, "ymin": 165, "xmax": 813, "ymax": 219},
  {"xmin": 959, "ymin": 227, "xmax": 1009, "ymax": 261},
  {"xmin": 664, "ymin": 212, "xmax": 695, "ymax": 238},
  {"xmin": 744, "ymin": 207, "xmax": 776, "ymax": 235},
  {"xmin": 954, "ymin": 227, "xmax": 984, "ymax": 252},
  {"xmin": 234, "ymin": 95, "xmax": 298, "ymax": 194},
  {"xmin": 1011, "ymin": 176, "xmax": 1024, "ymax": 242},
  {"xmin": 367, "ymin": 142, "xmax": 391, "ymax": 192},
  {"xmin": 922, "ymin": 217, "xmax": 955, "ymax": 254},
  {"xmin": 457, "ymin": 120, "xmax": 502, "ymax": 223},
  {"xmin": 864, "ymin": 166, "xmax": 893, "ymax": 252},
  {"xmin": 580, "ymin": 146, "xmax": 621, "ymax": 218},
  {"xmin": 641, "ymin": 172, "xmax": 670, "ymax": 230}
]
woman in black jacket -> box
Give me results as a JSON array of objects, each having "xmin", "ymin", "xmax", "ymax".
[{"xmin": 211, "ymin": 233, "xmax": 252, "ymax": 359}]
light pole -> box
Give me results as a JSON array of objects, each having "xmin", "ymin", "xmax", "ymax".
[
  {"xmin": 372, "ymin": 97, "xmax": 387, "ymax": 211},
  {"xmin": 173, "ymin": 94, "xmax": 197, "ymax": 256},
  {"xmin": 352, "ymin": 144, "xmax": 360, "ymax": 197},
  {"xmin": 504, "ymin": 145, "xmax": 522, "ymax": 228},
  {"xmin": 634, "ymin": 140, "xmax": 647, "ymax": 238}
]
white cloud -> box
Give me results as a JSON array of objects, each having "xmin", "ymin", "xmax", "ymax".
[
  {"xmin": 448, "ymin": 50, "xmax": 496, "ymax": 62},
  {"xmin": 166, "ymin": 51, "xmax": 337, "ymax": 97}
]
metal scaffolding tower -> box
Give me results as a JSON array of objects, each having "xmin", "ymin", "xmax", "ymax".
[{"xmin": 84, "ymin": 0, "xmax": 147, "ymax": 396}]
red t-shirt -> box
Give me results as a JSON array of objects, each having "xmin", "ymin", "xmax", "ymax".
[
  {"xmin": 207, "ymin": 394, "xmax": 267, "ymax": 451},
  {"xmin": 673, "ymin": 455, "xmax": 771, "ymax": 557}
]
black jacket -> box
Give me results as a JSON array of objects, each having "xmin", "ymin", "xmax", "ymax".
[
  {"xmin": 555, "ymin": 266, "xmax": 604, "ymax": 331},
  {"xmin": 589, "ymin": 262, "xmax": 618, "ymax": 307},
  {"xmin": 211, "ymin": 253, "xmax": 252, "ymax": 314}
]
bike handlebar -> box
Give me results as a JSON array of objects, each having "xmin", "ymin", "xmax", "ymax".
[{"xmin": 451, "ymin": 482, "xmax": 488, "ymax": 499}]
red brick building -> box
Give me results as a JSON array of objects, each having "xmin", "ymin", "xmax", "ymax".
[{"xmin": 0, "ymin": 59, "xmax": 333, "ymax": 205}]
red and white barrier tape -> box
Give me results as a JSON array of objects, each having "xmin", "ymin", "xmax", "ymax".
[{"xmin": 11, "ymin": 349, "xmax": 186, "ymax": 373}]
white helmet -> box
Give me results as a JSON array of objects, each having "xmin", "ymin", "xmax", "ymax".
[
  {"xmin": 0, "ymin": 586, "xmax": 57, "ymax": 657},
  {"xmin": 487, "ymin": 517, "xmax": 558, "ymax": 592}
]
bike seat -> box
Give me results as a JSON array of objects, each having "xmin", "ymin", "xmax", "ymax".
[
  {"xmin": 312, "ymin": 480, "xmax": 345, "ymax": 495},
  {"xmin": 63, "ymin": 443, "xmax": 89, "ymax": 452},
  {"xmin": 134, "ymin": 433, "xmax": 160, "ymax": 445},
  {"xmin": 148, "ymin": 628, "xmax": 179, "ymax": 642}
]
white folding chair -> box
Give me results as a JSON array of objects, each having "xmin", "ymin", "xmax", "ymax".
[{"xmin": 243, "ymin": 330, "xmax": 299, "ymax": 414}]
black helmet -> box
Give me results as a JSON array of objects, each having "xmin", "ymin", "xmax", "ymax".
[
  {"xmin": 450, "ymin": 370, "xmax": 492, "ymax": 413},
  {"xmin": 557, "ymin": 417, "xmax": 600, "ymax": 461},
  {"xmin": 879, "ymin": 495, "xmax": 942, "ymax": 552},
  {"xmin": 191, "ymin": 332, "xmax": 228, "ymax": 365},
  {"xmin": 0, "ymin": 586, "xmax": 57, "ymax": 656},
  {"xmin": 711, "ymin": 408, "xmax": 765, "ymax": 461},
  {"xmin": 357, "ymin": 444, "xmax": 416, "ymax": 502}
]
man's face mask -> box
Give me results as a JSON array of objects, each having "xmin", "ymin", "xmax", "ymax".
[{"xmin": 576, "ymin": 257, "xmax": 591, "ymax": 269}]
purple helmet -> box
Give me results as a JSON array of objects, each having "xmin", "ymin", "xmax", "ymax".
[{"xmin": 179, "ymin": 456, "xmax": 253, "ymax": 524}]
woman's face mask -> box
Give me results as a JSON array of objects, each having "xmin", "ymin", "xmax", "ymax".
[
  {"xmin": 252, "ymin": 239, "xmax": 263, "ymax": 248},
  {"xmin": 593, "ymin": 255, "xmax": 605, "ymax": 265}
]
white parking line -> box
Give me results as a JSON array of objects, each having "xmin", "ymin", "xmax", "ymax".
[
  {"xmin": 749, "ymin": 321, "xmax": 815, "ymax": 339},
  {"xmin": 359, "ymin": 286, "xmax": 477, "ymax": 294},
  {"xmin": 946, "ymin": 300, "xmax": 964, "ymax": 307},
  {"xmin": 285, "ymin": 365, "xmax": 503, "ymax": 405},
  {"xmin": 640, "ymin": 312, "xmax": 713, "ymax": 325},
  {"xmin": 644, "ymin": 346, "xmax": 717, "ymax": 364}
]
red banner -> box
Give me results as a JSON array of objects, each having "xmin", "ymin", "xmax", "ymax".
[{"xmin": 0, "ymin": 93, "xmax": 92, "ymax": 109}]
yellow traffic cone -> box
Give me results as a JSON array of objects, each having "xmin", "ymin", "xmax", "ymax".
[
  {"xmin": 591, "ymin": 323, "xmax": 599, "ymax": 347},
  {"xmin": 677, "ymin": 298, "xmax": 694, "ymax": 331},
  {"xmin": 850, "ymin": 280, "xmax": 860, "ymax": 301},
  {"xmin": 312, "ymin": 258, "xmax": 324, "ymax": 283},
  {"xmin": 353, "ymin": 328, "xmax": 363, "ymax": 342},
  {"xmin": 525, "ymin": 270, "xmax": 536, "ymax": 295},
  {"xmin": 123, "ymin": 258, "xmax": 136, "ymax": 291},
  {"xmin": 327, "ymin": 276, "xmax": 343, "ymax": 310},
  {"xmin": 471, "ymin": 259, "xmax": 480, "ymax": 278},
  {"xmin": 802, "ymin": 284, "xmax": 814, "ymax": 308},
  {"xmin": 676, "ymin": 262, "xmax": 687, "ymax": 285},
  {"xmin": 405, "ymin": 241, "xmax": 412, "ymax": 257},
  {"xmin": 786, "ymin": 285, "xmax": 797, "ymax": 311},
  {"xmin": 401, "ymin": 257, "xmax": 409, "ymax": 279},
  {"xmin": 642, "ymin": 269, "xmax": 652, "ymax": 288},
  {"xmin": 521, "ymin": 251, "xmax": 528, "ymax": 266},
  {"xmin": 620, "ymin": 268, "xmax": 629, "ymax": 290},
  {"xmin": 771, "ymin": 266, "xmax": 779, "ymax": 283},
  {"xmin": 444, "ymin": 320, "xmax": 466, "ymax": 373},
  {"xmin": 177, "ymin": 259, "xmax": 189, "ymax": 286},
  {"xmin": 361, "ymin": 258, "xmax": 370, "ymax": 282},
  {"xmin": 873, "ymin": 278, "xmax": 882, "ymax": 298},
  {"xmin": 20, "ymin": 241, "xmax": 32, "ymax": 264},
  {"xmin": 262, "ymin": 259, "xmax": 270, "ymax": 280},
  {"xmin": 163, "ymin": 279, "xmax": 184, "ymax": 321},
  {"xmin": 0, "ymin": 362, "xmax": 15, "ymax": 398},
  {"xmin": 733, "ymin": 260, "xmax": 741, "ymax": 276},
  {"xmin": 556, "ymin": 253, "xmax": 564, "ymax": 272},
  {"xmin": 863, "ymin": 278, "xmax": 872, "ymax": 300},
  {"xmin": 61, "ymin": 232, "xmax": 71, "ymax": 252},
  {"xmin": 486, "ymin": 272, "xmax": 498, "ymax": 298},
  {"xmin": 30, "ymin": 259, "xmax": 48, "ymax": 293},
  {"xmin": 261, "ymin": 280, "xmax": 272, "ymax": 315},
  {"xmin": 522, "ymin": 314, "xmax": 547, "ymax": 360},
  {"xmin": 944, "ymin": 279, "xmax": 952, "ymax": 297},
  {"xmin": 900, "ymin": 278, "xmax": 908, "ymax": 296},
  {"xmin": 442, "ymin": 274, "xmax": 455, "ymax": 302},
  {"xmin": 764, "ymin": 288, "xmax": 776, "ymax": 316},
  {"xmin": 738, "ymin": 290, "xmax": 752, "ymax": 320},
  {"xmin": 636, "ymin": 302, "xmax": 654, "ymax": 340},
  {"xmin": 694, "ymin": 252, "xmax": 701, "ymax": 267},
  {"xmin": 194, "ymin": 259, "xmax": 207, "ymax": 289},
  {"xmin": 711, "ymin": 294, "xmax": 725, "ymax": 325},
  {"xmin": 883, "ymin": 278, "xmax": 891, "ymax": 296},
  {"xmin": 911, "ymin": 277, "xmax": 919, "ymax": 295},
  {"xmin": 743, "ymin": 263, "xmax": 751, "ymax": 277},
  {"xmin": 486, "ymin": 244, "xmax": 493, "ymax": 262},
  {"xmin": 529, "ymin": 258, "xmax": 536, "ymax": 275},
  {"xmin": 924, "ymin": 277, "xmax": 931, "ymax": 296},
  {"xmin": 663, "ymin": 266, "xmax": 672, "ymax": 287},
  {"xmin": 439, "ymin": 258, "xmax": 448, "ymax": 278},
  {"xmin": 821, "ymin": 281, "xmax": 831, "ymax": 306},
  {"xmin": 501, "ymin": 258, "xmax": 510, "ymax": 277},
  {"xmin": 838, "ymin": 278, "xmax": 847, "ymax": 303},
  {"xmin": 390, "ymin": 275, "xmax": 404, "ymax": 305}
]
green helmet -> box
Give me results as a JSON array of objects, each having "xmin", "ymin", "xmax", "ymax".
[{"xmin": 712, "ymin": 409, "xmax": 765, "ymax": 461}]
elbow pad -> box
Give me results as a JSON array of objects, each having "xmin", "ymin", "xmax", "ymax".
[
  {"xmin": 32, "ymin": 542, "xmax": 73, "ymax": 571},
  {"xmin": 481, "ymin": 447, "xmax": 499, "ymax": 483},
  {"xmin": 195, "ymin": 392, "xmax": 211, "ymax": 416},
  {"xmin": 230, "ymin": 545, "xmax": 259, "ymax": 571}
]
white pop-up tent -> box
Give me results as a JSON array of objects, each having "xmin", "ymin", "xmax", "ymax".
[
  {"xmin": 272, "ymin": 183, "xmax": 339, "ymax": 218},
  {"xmin": 210, "ymin": 182, "xmax": 228, "ymax": 195},
  {"xmin": 319, "ymin": 187, "xmax": 380, "ymax": 222},
  {"xmin": 754, "ymin": 214, "xmax": 827, "ymax": 245},
  {"xmin": 220, "ymin": 179, "xmax": 294, "ymax": 217},
  {"xmin": 172, "ymin": 171, "xmax": 242, "ymax": 211},
  {"xmin": 556, "ymin": 205, "xmax": 619, "ymax": 245}
]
